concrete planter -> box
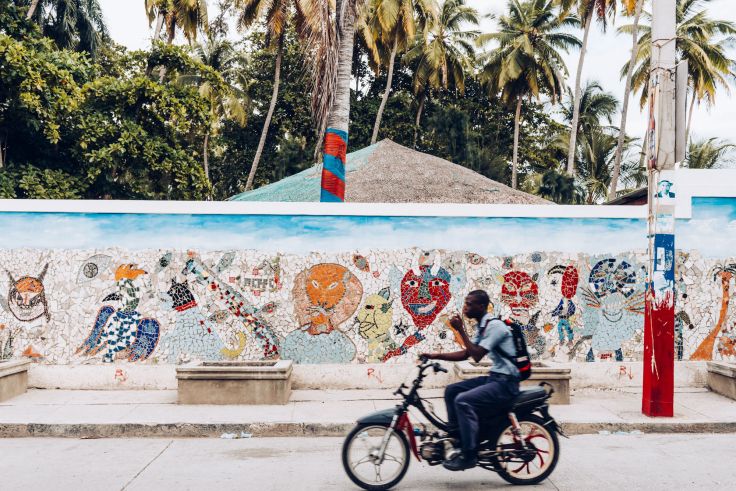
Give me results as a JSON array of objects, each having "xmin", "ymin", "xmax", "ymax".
[
  {"xmin": 706, "ymin": 361, "xmax": 736, "ymax": 400},
  {"xmin": 454, "ymin": 361, "xmax": 571, "ymax": 404},
  {"xmin": 0, "ymin": 359, "xmax": 31, "ymax": 402},
  {"xmin": 176, "ymin": 360, "xmax": 292, "ymax": 405}
]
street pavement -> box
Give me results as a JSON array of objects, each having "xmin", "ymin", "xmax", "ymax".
[{"xmin": 0, "ymin": 434, "xmax": 733, "ymax": 490}]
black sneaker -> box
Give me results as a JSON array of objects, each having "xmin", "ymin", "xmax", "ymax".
[{"xmin": 443, "ymin": 452, "xmax": 477, "ymax": 471}]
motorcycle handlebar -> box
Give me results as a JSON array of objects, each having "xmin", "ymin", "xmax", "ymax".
[{"xmin": 434, "ymin": 364, "xmax": 448, "ymax": 373}]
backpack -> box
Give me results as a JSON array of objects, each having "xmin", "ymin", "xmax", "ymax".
[{"xmin": 490, "ymin": 318, "xmax": 533, "ymax": 381}]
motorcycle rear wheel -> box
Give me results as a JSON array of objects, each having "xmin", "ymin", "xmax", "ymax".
[
  {"xmin": 342, "ymin": 423, "xmax": 411, "ymax": 491},
  {"xmin": 491, "ymin": 413, "xmax": 560, "ymax": 485}
]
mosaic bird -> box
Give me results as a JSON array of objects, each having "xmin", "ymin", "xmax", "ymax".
[{"xmin": 76, "ymin": 264, "xmax": 160, "ymax": 363}]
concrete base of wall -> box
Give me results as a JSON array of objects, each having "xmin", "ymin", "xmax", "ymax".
[
  {"xmin": 176, "ymin": 361, "xmax": 292, "ymax": 405},
  {"xmin": 0, "ymin": 359, "xmax": 31, "ymax": 402},
  {"xmin": 706, "ymin": 361, "xmax": 736, "ymax": 400},
  {"xmin": 27, "ymin": 361, "xmax": 709, "ymax": 391}
]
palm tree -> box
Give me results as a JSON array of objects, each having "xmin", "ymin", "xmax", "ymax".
[
  {"xmin": 609, "ymin": 0, "xmax": 644, "ymax": 201},
  {"xmin": 560, "ymin": 80, "xmax": 619, "ymax": 142},
  {"xmin": 479, "ymin": 0, "xmax": 580, "ymax": 189},
  {"xmin": 307, "ymin": 0, "xmax": 367, "ymax": 202},
  {"xmin": 181, "ymin": 36, "xmax": 250, "ymax": 182},
  {"xmin": 367, "ymin": 0, "xmax": 437, "ymax": 145},
  {"xmin": 683, "ymin": 137, "xmax": 736, "ymax": 169},
  {"xmin": 145, "ymin": 0, "xmax": 208, "ymax": 45},
  {"xmin": 560, "ymin": 0, "xmax": 617, "ymax": 177},
  {"xmin": 25, "ymin": 0, "xmax": 108, "ymax": 56},
  {"xmin": 577, "ymin": 129, "xmax": 617, "ymax": 203},
  {"xmin": 404, "ymin": 0, "xmax": 479, "ymax": 147},
  {"xmin": 238, "ymin": 0, "xmax": 313, "ymax": 191},
  {"xmin": 620, "ymin": 0, "xmax": 736, "ymax": 138}
]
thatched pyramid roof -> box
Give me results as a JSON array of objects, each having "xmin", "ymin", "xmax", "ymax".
[{"xmin": 229, "ymin": 139, "xmax": 552, "ymax": 204}]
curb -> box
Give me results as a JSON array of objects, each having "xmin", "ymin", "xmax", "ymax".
[{"xmin": 1, "ymin": 421, "xmax": 735, "ymax": 438}]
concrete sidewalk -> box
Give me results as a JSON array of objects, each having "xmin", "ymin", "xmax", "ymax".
[{"xmin": 0, "ymin": 387, "xmax": 734, "ymax": 438}]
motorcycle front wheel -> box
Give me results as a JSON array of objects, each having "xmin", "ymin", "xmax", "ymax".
[
  {"xmin": 491, "ymin": 413, "xmax": 560, "ymax": 485},
  {"xmin": 341, "ymin": 423, "xmax": 411, "ymax": 491}
]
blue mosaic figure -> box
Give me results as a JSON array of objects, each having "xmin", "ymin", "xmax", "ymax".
[
  {"xmin": 159, "ymin": 278, "xmax": 227, "ymax": 363},
  {"xmin": 76, "ymin": 264, "xmax": 160, "ymax": 363}
]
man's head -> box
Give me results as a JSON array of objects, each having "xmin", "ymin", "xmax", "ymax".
[{"xmin": 463, "ymin": 290, "xmax": 490, "ymax": 320}]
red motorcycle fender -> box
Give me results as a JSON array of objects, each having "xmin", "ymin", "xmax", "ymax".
[{"xmin": 397, "ymin": 413, "xmax": 421, "ymax": 461}]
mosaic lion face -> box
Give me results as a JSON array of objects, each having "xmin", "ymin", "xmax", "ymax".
[
  {"xmin": 294, "ymin": 263, "xmax": 363, "ymax": 336},
  {"xmin": 7, "ymin": 264, "xmax": 50, "ymax": 322},
  {"xmin": 501, "ymin": 271, "xmax": 539, "ymax": 317},
  {"xmin": 306, "ymin": 264, "xmax": 351, "ymax": 309}
]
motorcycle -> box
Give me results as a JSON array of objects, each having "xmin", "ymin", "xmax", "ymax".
[{"xmin": 342, "ymin": 356, "xmax": 564, "ymax": 490}]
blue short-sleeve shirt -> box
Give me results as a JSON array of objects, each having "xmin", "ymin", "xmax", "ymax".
[{"xmin": 473, "ymin": 314, "xmax": 520, "ymax": 378}]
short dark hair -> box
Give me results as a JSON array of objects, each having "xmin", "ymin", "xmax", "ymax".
[{"xmin": 467, "ymin": 290, "xmax": 490, "ymax": 308}]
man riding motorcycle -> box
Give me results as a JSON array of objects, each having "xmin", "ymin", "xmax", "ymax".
[{"xmin": 421, "ymin": 290, "xmax": 520, "ymax": 471}]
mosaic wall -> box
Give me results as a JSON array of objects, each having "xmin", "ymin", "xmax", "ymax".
[{"xmin": 0, "ymin": 247, "xmax": 734, "ymax": 365}]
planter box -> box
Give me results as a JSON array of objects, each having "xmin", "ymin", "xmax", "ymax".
[
  {"xmin": 707, "ymin": 361, "xmax": 736, "ymax": 400},
  {"xmin": 0, "ymin": 359, "xmax": 31, "ymax": 402},
  {"xmin": 176, "ymin": 360, "xmax": 292, "ymax": 405},
  {"xmin": 454, "ymin": 361, "xmax": 571, "ymax": 404}
]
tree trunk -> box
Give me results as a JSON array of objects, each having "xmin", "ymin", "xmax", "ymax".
[
  {"xmin": 413, "ymin": 92, "xmax": 426, "ymax": 149},
  {"xmin": 319, "ymin": 0, "xmax": 357, "ymax": 202},
  {"xmin": 609, "ymin": 0, "xmax": 644, "ymax": 201},
  {"xmin": 512, "ymin": 96, "xmax": 522, "ymax": 190},
  {"xmin": 685, "ymin": 94, "xmax": 696, "ymax": 148},
  {"xmin": 566, "ymin": 8, "xmax": 594, "ymax": 176},
  {"xmin": 203, "ymin": 132, "xmax": 210, "ymax": 181},
  {"xmin": 639, "ymin": 126, "xmax": 650, "ymax": 169},
  {"xmin": 371, "ymin": 39, "xmax": 398, "ymax": 145},
  {"xmin": 153, "ymin": 11, "xmax": 165, "ymax": 42},
  {"xmin": 26, "ymin": 0, "xmax": 41, "ymax": 19},
  {"xmin": 158, "ymin": 17, "xmax": 176, "ymax": 82},
  {"xmin": 245, "ymin": 37, "xmax": 284, "ymax": 191}
]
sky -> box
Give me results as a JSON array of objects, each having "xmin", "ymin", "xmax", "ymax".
[{"xmin": 99, "ymin": 0, "xmax": 736, "ymax": 144}]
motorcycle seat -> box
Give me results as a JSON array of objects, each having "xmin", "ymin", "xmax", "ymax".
[{"xmin": 511, "ymin": 386, "xmax": 547, "ymax": 408}]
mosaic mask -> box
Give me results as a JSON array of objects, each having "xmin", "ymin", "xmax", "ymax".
[
  {"xmin": 7, "ymin": 264, "xmax": 50, "ymax": 322},
  {"xmin": 501, "ymin": 271, "xmax": 539, "ymax": 318},
  {"xmin": 356, "ymin": 288, "xmax": 393, "ymax": 340},
  {"xmin": 400, "ymin": 265, "xmax": 451, "ymax": 329},
  {"xmin": 585, "ymin": 259, "xmax": 642, "ymax": 322}
]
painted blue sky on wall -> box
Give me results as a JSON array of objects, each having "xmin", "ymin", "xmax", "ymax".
[{"xmin": 0, "ymin": 198, "xmax": 732, "ymax": 257}]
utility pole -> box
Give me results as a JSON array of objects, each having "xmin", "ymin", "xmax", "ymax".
[{"xmin": 643, "ymin": 0, "xmax": 684, "ymax": 417}]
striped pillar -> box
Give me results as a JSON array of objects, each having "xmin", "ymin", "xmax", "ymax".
[{"xmin": 320, "ymin": 128, "xmax": 348, "ymax": 202}]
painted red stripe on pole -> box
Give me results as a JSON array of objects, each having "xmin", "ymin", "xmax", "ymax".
[{"xmin": 321, "ymin": 169, "xmax": 345, "ymax": 201}]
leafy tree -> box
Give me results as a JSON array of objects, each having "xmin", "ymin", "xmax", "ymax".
[
  {"xmin": 621, "ymin": 0, "xmax": 736, "ymax": 138},
  {"xmin": 235, "ymin": 0, "xmax": 315, "ymax": 191},
  {"xmin": 479, "ymin": 0, "xmax": 580, "ymax": 189},
  {"xmin": 25, "ymin": 0, "xmax": 109, "ymax": 57},
  {"xmin": 404, "ymin": 0, "xmax": 478, "ymax": 147},
  {"xmin": 558, "ymin": 0, "xmax": 617, "ymax": 176},
  {"xmin": 684, "ymin": 137, "xmax": 735, "ymax": 169},
  {"xmin": 560, "ymin": 80, "xmax": 619, "ymax": 154},
  {"xmin": 365, "ymin": 0, "xmax": 437, "ymax": 144}
]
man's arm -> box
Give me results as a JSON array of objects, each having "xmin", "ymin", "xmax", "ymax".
[
  {"xmin": 421, "ymin": 315, "xmax": 488, "ymax": 363},
  {"xmin": 423, "ymin": 350, "xmax": 469, "ymax": 362}
]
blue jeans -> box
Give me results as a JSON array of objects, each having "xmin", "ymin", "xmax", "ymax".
[{"xmin": 444, "ymin": 374, "xmax": 520, "ymax": 455}]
